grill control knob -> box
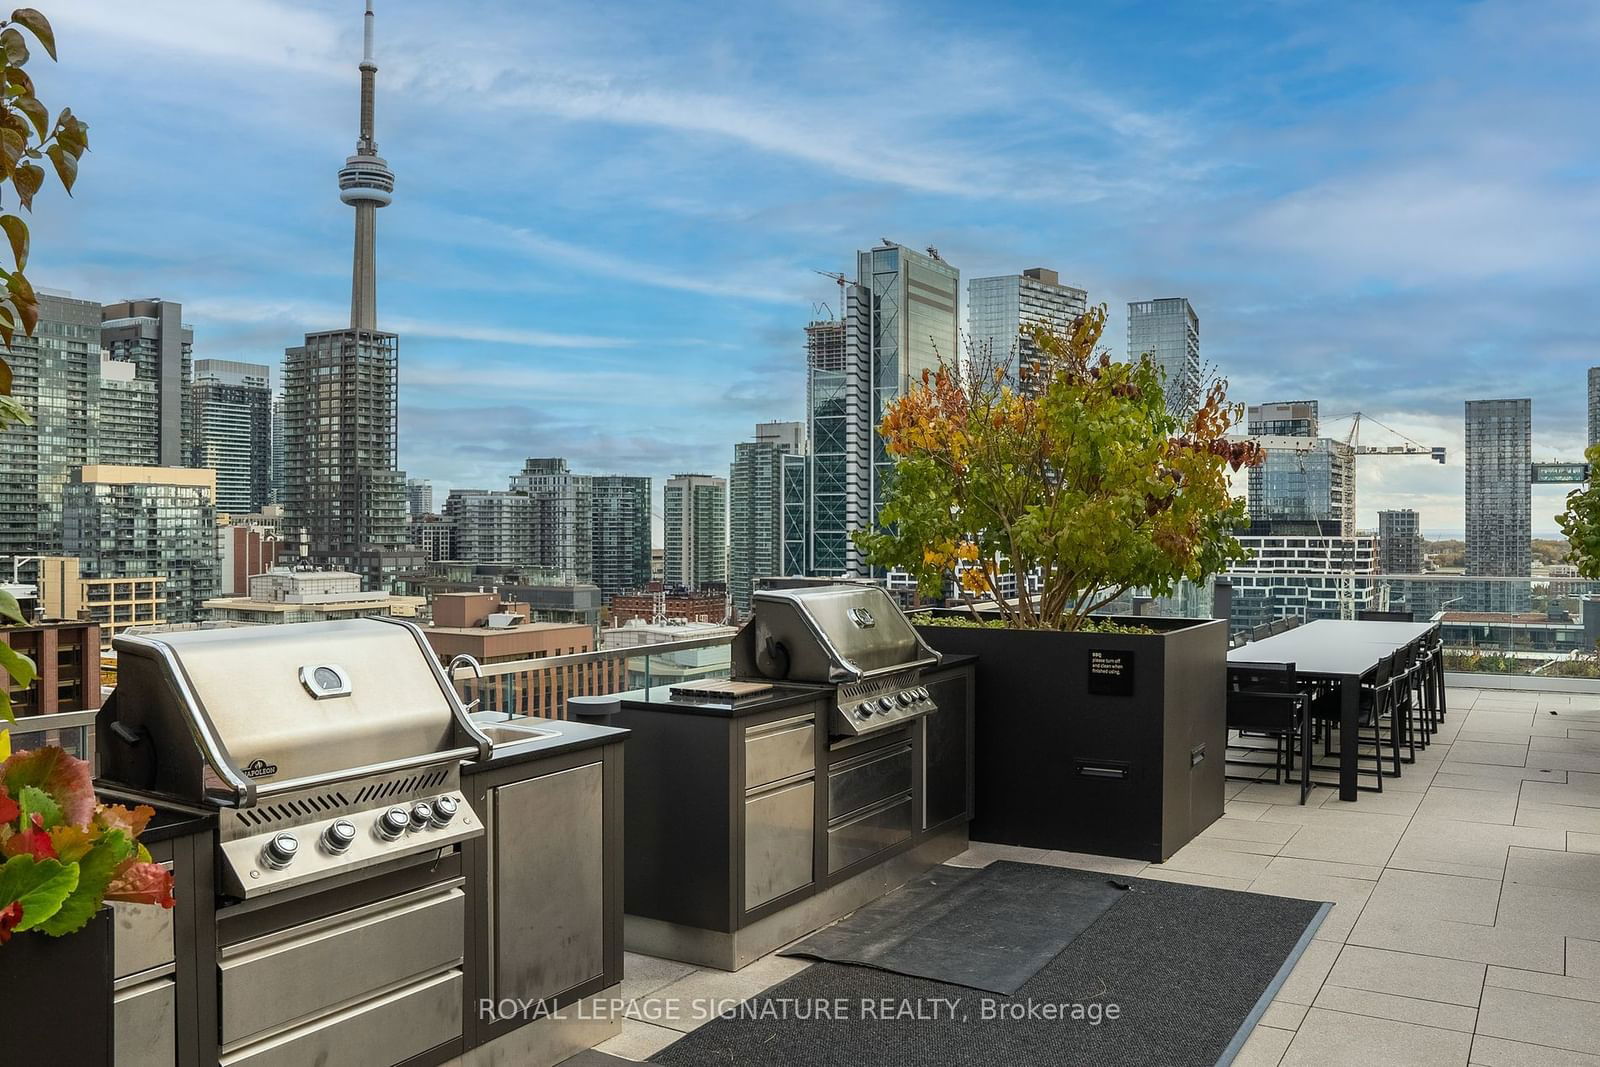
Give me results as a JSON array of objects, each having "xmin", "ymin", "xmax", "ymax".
[
  {"xmin": 377, "ymin": 807, "xmax": 409, "ymax": 841},
  {"xmin": 898, "ymin": 691, "xmax": 915, "ymax": 706},
  {"xmin": 855, "ymin": 703, "xmax": 874, "ymax": 720},
  {"xmin": 430, "ymin": 795, "xmax": 459, "ymax": 827},
  {"xmin": 322, "ymin": 819, "xmax": 357, "ymax": 854},
  {"xmin": 409, "ymin": 802, "xmax": 434, "ymax": 831},
  {"xmin": 916, "ymin": 687, "xmax": 930, "ymax": 701},
  {"xmin": 262, "ymin": 832, "xmax": 299, "ymax": 870},
  {"xmin": 878, "ymin": 697, "xmax": 896, "ymax": 713}
]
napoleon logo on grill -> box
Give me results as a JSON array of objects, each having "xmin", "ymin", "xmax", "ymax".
[{"xmin": 242, "ymin": 758, "xmax": 278, "ymax": 780}]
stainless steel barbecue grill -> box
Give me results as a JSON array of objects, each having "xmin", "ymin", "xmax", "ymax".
[
  {"xmin": 99, "ymin": 616, "xmax": 492, "ymax": 898},
  {"xmin": 730, "ymin": 583, "xmax": 943, "ymax": 736},
  {"xmin": 96, "ymin": 617, "xmax": 497, "ymax": 1066}
]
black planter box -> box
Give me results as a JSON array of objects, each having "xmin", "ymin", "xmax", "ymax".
[
  {"xmin": 0, "ymin": 907, "xmax": 114, "ymax": 1065},
  {"xmin": 917, "ymin": 616, "xmax": 1226, "ymax": 862}
]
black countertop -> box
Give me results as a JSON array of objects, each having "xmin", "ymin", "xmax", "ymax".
[
  {"xmin": 463, "ymin": 715, "xmax": 629, "ymax": 773},
  {"xmin": 617, "ymin": 683, "xmax": 828, "ymax": 719},
  {"xmin": 90, "ymin": 787, "xmax": 217, "ymax": 844},
  {"xmin": 616, "ymin": 656, "xmax": 978, "ymax": 720}
]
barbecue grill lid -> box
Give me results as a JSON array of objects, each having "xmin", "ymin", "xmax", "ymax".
[
  {"xmin": 733, "ymin": 584, "xmax": 940, "ymax": 684},
  {"xmin": 101, "ymin": 617, "xmax": 489, "ymax": 806}
]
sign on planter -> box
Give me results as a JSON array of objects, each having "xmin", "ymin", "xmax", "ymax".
[{"xmin": 1087, "ymin": 649, "xmax": 1135, "ymax": 696}]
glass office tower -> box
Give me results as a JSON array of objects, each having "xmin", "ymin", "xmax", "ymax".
[
  {"xmin": 1127, "ymin": 297, "xmax": 1201, "ymax": 417},
  {"xmin": 1464, "ymin": 398, "xmax": 1532, "ymax": 578}
]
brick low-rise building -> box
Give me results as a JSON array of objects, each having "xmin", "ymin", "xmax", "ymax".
[
  {"xmin": 421, "ymin": 591, "xmax": 610, "ymax": 718},
  {"xmin": 609, "ymin": 583, "xmax": 728, "ymax": 625}
]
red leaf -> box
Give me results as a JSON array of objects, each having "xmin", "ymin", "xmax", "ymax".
[
  {"xmin": 2, "ymin": 747, "xmax": 94, "ymax": 827},
  {"xmin": 0, "ymin": 784, "xmax": 17, "ymax": 826},
  {"xmin": 3, "ymin": 814, "xmax": 56, "ymax": 861},
  {"xmin": 0, "ymin": 899, "xmax": 21, "ymax": 944},
  {"xmin": 103, "ymin": 860, "xmax": 174, "ymax": 909}
]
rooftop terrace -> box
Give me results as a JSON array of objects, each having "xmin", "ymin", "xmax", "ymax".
[{"xmin": 593, "ymin": 684, "xmax": 1600, "ymax": 1066}]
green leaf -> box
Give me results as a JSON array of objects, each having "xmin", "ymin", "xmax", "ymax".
[
  {"xmin": 0, "ymin": 124, "xmax": 24, "ymax": 176},
  {"xmin": 12, "ymin": 90, "xmax": 43, "ymax": 139},
  {"xmin": 0, "ymin": 214, "xmax": 25, "ymax": 270},
  {"xmin": 0, "ymin": 394, "xmax": 30, "ymax": 429},
  {"xmin": 11, "ymin": 158, "xmax": 40, "ymax": 209},
  {"xmin": 0, "ymin": 639, "xmax": 35, "ymax": 692},
  {"xmin": 17, "ymin": 783, "xmax": 58, "ymax": 828},
  {"xmin": 1, "ymin": 686, "xmax": 12, "ymax": 725},
  {"xmin": 37, "ymin": 831, "xmax": 131, "ymax": 936},
  {"xmin": 0, "ymin": 392, "xmax": 25, "ymax": 426},
  {"xmin": 8, "ymin": 9, "xmax": 54, "ymax": 61},
  {"xmin": 0, "ymin": 27, "xmax": 26, "ymax": 66},
  {"xmin": 5, "ymin": 267, "xmax": 35, "ymax": 334},
  {"xmin": 44, "ymin": 140, "xmax": 73, "ymax": 194},
  {"xmin": 0, "ymin": 587, "xmax": 21, "ymax": 624},
  {"xmin": 0, "ymin": 854, "xmax": 78, "ymax": 932}
]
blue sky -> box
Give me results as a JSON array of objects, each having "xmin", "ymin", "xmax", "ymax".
[{"xmin": 30, "ymin": 0, "xmax": 1600, "ymax": 535}]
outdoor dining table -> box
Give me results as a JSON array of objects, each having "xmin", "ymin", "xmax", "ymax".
[{"xmin": 1227, "ymin": 619, "xmax": 1440, "ymax": 801}]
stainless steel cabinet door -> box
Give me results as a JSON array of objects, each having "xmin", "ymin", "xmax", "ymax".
[
  {"xmin": 744, "ymin": 778, "xmax": 815, "ymax": 910},
  {"xmin": 491, "ymin": 762, "xmax": 606, "ymax": 1004}
]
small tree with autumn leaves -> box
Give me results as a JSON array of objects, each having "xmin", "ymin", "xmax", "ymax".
[{"xmin": 854, "ymin": 306, "xmax": 1262, "ymax": 631}]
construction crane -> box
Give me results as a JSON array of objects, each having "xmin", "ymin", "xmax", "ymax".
[
  {"xmin": 812, "ymin": 269, "xmax": 849, "ymax": 311},
  {"xmin": 1322, "ymin": 412, "xmax": 1446, "ymax": 619},
  {"xmin": 1234, "ymin": 410, "xmax": 1448, "ymax": 620},
  {"xmin": 1327, "ymin": 411, "xmax": 1447, "ymax": 464}
]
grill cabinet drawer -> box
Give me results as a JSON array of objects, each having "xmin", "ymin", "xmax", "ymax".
[
  {"xmin": 744, "ymin": 716, "xmax": 816, "ymax": 790},
  {"xmin": 744, "ymin": 778, "xmax": 815, "ymax": 910},
  {"xmin": 828, "ymin": 742, "xmax": 913, "ymax": 821},
  {"xmin": 219, "ymin": 882, "xmax": 464, "ymax": 1047},
  {"xmin": 115, "ymin": 976, "xmax": 176, "ymax": 1067},
  {"xmin": 218, "ymin": 969, "xmax": 462, "ymax": 1067},
  {"xmin": 827, "ymin": 794, "xmax": 913, "ymax": 873}
]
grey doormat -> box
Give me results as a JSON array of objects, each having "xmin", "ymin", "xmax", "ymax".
[
  {"xmin": 652, "ymin": 862, "xmax": 1328, "ymax": 1067},
  {"xmin": 779, "ymin": 861, "xmax": 1125, "ymax": 995}
]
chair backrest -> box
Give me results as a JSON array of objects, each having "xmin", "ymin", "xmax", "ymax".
[
  {"xmin": 1358, "ymin": 609, "xmax": 1415, "ymax": 622},
  {"xmin": 1227, "ymin": 661, "xmax": 1302, "ymax": 730},
  {"xmin": 1268, "ymin": 618, "xmax": 1291, "ymax": 636},
  {"xmin": 1282, "ymin": 616, "xmax": 1302, "ymax": 630},
  {"xmin": 1370, "ymin": 651, "xmax": 1397, "ymax": 688},
  {"xmin": 1251, "ymin": 623, "xmax": 1272, "ymax": 641}
]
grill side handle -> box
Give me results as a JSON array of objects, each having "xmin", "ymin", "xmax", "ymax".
[
  {"xmin": 373, "ymin": 616, "xmax": 494, "ymax": 760},
  {"xmin": 106, "ymin": 632, "xmax": 257, "ymax": 807}
]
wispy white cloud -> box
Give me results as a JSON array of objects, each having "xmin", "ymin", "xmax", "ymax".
[{"xmin": 190, "ymin": 296, "xmax": 633, "ymax": 350}]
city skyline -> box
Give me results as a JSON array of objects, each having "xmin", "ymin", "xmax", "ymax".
[{"xmin": 25, "ymin": 0, "xmax": 1600, "ymax": 536}]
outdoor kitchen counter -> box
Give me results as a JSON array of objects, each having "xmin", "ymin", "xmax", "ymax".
[
  {"xmin": 615, "ymin": 654, "xmax": 978, "ymax": 720},
  {"xmin": 614, "ymin": 658, "xmax": 975, "ymax": 972},
  {"xmin": 462, "ymin": 714, "xmax": 629, "ymax": 769},
  {"xmin": 457, "ymin": 714, "xmax": 628, "ymax": 1065},
  {"xmin": 93, "ymin": 789, "xmax": 217, "ymax": 843}
]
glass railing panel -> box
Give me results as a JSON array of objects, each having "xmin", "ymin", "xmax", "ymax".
[{"xmin": 450, "ymin": 635, "xmax": 736, "ymax": 721}]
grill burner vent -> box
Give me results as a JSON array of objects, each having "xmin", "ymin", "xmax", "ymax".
[{"xmin": 234, "ymin": 791, "xmax": 351, "ymax": 828}]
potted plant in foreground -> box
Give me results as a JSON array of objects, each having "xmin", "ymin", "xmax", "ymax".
[
  {"xmin": 2, "ymin": 584, "xmax": 176, "ymax": 1063},
  {"xmin": 856, "ymin": 307, "xmax": 1261, "ymax": 860}
]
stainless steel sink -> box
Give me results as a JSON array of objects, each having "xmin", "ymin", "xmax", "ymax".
[{"xmin": 476, "ymin": 723, "xmax": 560, "ymax": 745}]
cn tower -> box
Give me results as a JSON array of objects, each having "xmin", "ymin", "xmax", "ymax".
[{"xmin": 338, "ymin": 0, "xmax": 395, "ymax": 332}]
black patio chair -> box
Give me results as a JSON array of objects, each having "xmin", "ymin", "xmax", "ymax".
[
  {"xmin": 1226, "ymin": 661, "xmax": 1314, "ymax": 804},
  {"xmin": 1307, "ymin": 650, "xmax": 1400, "ymax": 793}
]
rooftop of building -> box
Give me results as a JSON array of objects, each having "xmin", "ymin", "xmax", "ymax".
[{"xmin": 72, "ymin": 465, "xmax": 216, "ymax": 489}]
